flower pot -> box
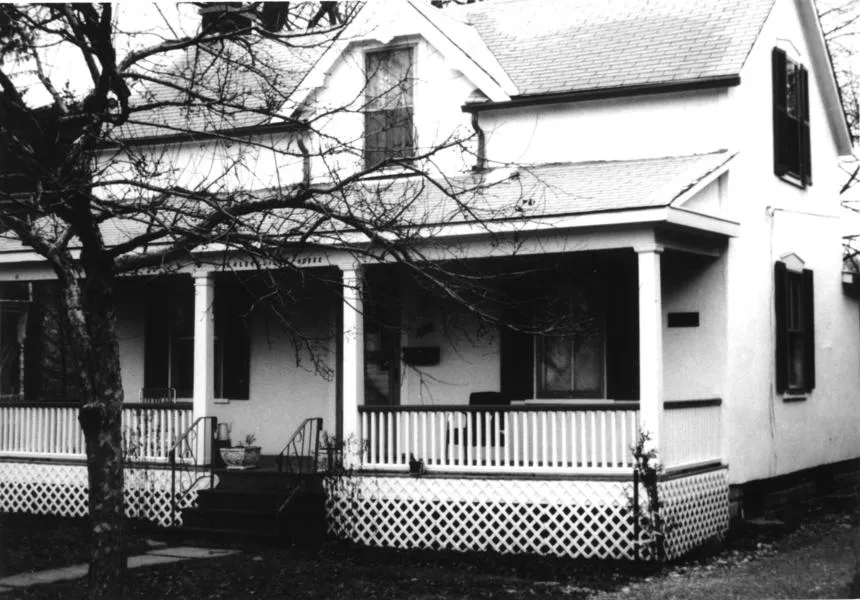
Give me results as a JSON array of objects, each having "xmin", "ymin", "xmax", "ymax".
[{"xmin": 219, "ymin": 446, "xmax": 261, "ymax": 470}]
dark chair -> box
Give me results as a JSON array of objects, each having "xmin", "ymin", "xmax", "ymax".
[{"xmin": 446, "ymin": 392, "xmax": 510, "ymax": 462}]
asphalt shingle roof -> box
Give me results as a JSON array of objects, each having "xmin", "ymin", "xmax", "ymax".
[
  {"xmin": 460, "ymin": 0, "xmax": 775, "ymax": 97},
  {"xmin": 114, "ymin": 33, "xmax": 336, "ymax": 140},
  {"xmin": 0, "ymin": 151, "xmax": 734, "ymax": 256},
  {"xmin": 376, "ymin": 150, "xmax": 735, "ymax": 225}
]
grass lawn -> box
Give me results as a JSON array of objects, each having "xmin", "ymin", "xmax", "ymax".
[{"xmin": 0, "ymin": 494, "xmax": 857, "ymax": 599}]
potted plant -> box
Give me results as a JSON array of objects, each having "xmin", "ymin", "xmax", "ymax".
[{"xmin": 219, "ymin": 432, "xmax": 261, "ymax": 470}]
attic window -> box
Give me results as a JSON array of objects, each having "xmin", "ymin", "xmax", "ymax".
[
  {"xmin": 365, "ymin": 47, "xmax": 415, "ymax": 168},
  {"xmin": 772, "ymin": 48, "xmax": 811, "ymax": 186}
]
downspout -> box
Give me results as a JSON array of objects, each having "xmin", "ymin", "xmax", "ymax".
[
  {"xmin": 470, "ymin": 110, "xmax": 486, "ymax": 172},
  {"xmin": 296, "ymin": 136, "xmax": 311, "ymax": 186}
]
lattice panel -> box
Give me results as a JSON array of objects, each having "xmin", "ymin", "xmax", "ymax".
[
  {"xmin": 0, "ymin": 460, "xmax": 212, "ymax": 528},
  {"xmin": 658, "ymin": 468, "xmax": 729, "ymax": 560},
  {"xmin": 326, "ymin": 476, "xmax": 635, "ymax": 560}
]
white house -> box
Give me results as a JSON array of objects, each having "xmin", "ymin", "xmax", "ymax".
[{"xmin": 0, "ymin": 0, "xmax": 857, "ymax": 561}]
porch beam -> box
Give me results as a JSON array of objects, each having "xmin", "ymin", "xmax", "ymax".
[
  {"xmin": 192, "ymin": 271, "xmax": 215, "ymax": 419},
  {"xmin": 637, "ymin": 246, "xmax": 664, "ymax": 454},
  {"xmin": 340, "ymin": 263, "xmax": 364, "ymax": 464}
]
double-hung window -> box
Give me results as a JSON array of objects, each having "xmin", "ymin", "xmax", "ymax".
[
  {"xmin": 772, "ymin": 47, "xmax": 811, "ymax": 186},
  {"xmin": 536, "ymin": 284, "xmax": 604, "ymax": 398},
  {"xmin": 774, "ymin": 259, "xmax": 815, "ymax": 393},
  {"xmin": 364, "ymin": 47, "xmax": 415, "ymax": 168}
]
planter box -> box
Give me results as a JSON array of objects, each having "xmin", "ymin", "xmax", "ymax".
[{"xmin": 219, "ymin": 446, "xmax": 261, "ymax": 470}]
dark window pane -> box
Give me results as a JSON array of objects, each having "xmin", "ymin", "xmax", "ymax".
[
  {"xmin": 543, "ymin": 337, "xmax": 572, "ymax": 392},
  {"xmin": 573, "ymin": 334, "xmax": 602, "ymax": 393},
  {"xmin": 365, "ymin": 48, "xmax": 414, "ymax": 167}
]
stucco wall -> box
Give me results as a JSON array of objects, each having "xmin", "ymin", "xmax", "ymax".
[
  {"xmin": 662, "ymin": 250, "xmax": 727, "ymax": 402},
  {"xmin": 720, "ymin": 0, "xmax": 860, "ymax": 485},
  {"xmin": 479, "ymin": 89, "xmax": 730, "ymax": 166},
  {"xmin": 399, "ymin": 276, "xmax": 501, "ymax": 406}
]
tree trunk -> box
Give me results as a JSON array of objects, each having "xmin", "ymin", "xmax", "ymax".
[{"xmin": 61, "ymin": 268, "xmax": 127, "ymax": 599}]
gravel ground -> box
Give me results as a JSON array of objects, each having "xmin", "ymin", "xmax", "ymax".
[{"xmin": 0, "ymin": 493, "xmax": 857, "ymax": 599}]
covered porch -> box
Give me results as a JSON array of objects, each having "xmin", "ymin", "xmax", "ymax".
[{"xmin": 0, "ymin": 221, "xmax": 732, "ymax": 558}]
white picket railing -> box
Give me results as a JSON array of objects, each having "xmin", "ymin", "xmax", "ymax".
[
  {"xmin": 661, "ymin": 399, "xmax": 722, "ymax": 469},
  {"xmin": 359, "ymin": 403, "xmax": 640, "ymax": 475},
  {"xmin": 0, "ymin": 402, "xmax": 193, "ymax": 462}
]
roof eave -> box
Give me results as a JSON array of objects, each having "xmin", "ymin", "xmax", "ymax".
[
  {"xmin": 462, "ymin": 75, "xmax": 741, "ymax": 113},
  {"xmin": 102, "ymin": 119, "xmax": 308, "ymax": 149}
]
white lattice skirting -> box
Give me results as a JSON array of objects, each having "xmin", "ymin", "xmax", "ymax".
[
  {"xmin": 0, "ymin": 459, "xmax": 211, "ymax": 527},
  {"xmin": 326, "ymin": 468, "xmax": 729, "ymax": 561},
  {"xmin": 326, "ymin": 475, "xmax": 637, "ymax": 559},
  {"xmin": 658, "ymin": 467, "xmax": 729, "ymax": 560}
]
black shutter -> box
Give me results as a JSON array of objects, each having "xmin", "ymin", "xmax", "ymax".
[
  {"xmin": 221, "ymin": 285, "xmax": 251, "ymax": 400},
  {"xmin": 802, "ymin": 268, "xmax": 815, "ymax": 391},
  {"xmin": 23, "ymin": 284, "xmax": 45, "ymax": 401},
  {"xmin": 799, "ymin": 66, "xmax": 812, "ymax": 186},
  {"xmin": 364, "ymin": 111, "xmax": 386, "ymax": 168},
  {"xmin": 774, "ymin": 261, "xmax": 788, "ymax": 393},
  {"xmin": 500, "ymin": 325, "xmax": 533, "ymax": 402},
  {"xmin": 772, "ymin": 47, "xmax": 789, "ymax": 177},
  {"xmin": 144, "ymin": 285, "xmax": 169, "ymax": 390},
  {"xmin": 606, "ymin": 254, "xmax": 639, "ymax": 400}
]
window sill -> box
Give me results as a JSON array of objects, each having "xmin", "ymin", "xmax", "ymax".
[
  {"xmin": 782, "ymin": 394, "xmax": 807, "ymax": 403},
  {"xmin": 775, "ymin": 172, "xmax": 808, "ymax": 190}
]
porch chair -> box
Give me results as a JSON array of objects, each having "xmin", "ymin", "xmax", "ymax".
[
  {"xmin": 446, "ymin": 391, "xmax": 510, "ymax": 462},
  {"xmin": 138, "ymin": 387, "xmax": 177, "ymax": 404}
]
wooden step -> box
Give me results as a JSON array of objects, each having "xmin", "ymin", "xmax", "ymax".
[{"xmin": 195, "ymin": 489, "xmax": 282, "ymax": 512}]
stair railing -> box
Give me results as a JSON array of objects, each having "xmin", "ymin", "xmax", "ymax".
[
  {"xmin": 169, "ymin": 416, "xmax": 218, "ymax": 528},
  {"xmin": 276, "ymin": 417, "xmax": 323, "ymax": 474}
]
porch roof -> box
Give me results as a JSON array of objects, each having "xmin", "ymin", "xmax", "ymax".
[
  {"xmin": 406, "ymin": 150, "xmax": 736, "ymax": 224},
  {"xmin": 0, "ymin": 150, "xmax": 735, "ymax": 264}
]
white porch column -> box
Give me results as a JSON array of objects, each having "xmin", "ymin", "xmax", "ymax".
[
  {"xmin": 340, "ymin": 264, "xmax": 364, "ymax": 465},
  {"xmin": 637, "ymin": 246, "xmax": 664, "ymax": 454},
  {"xmin": 193, "ymin": 272, "xmax": 215, "ymax": 420}
]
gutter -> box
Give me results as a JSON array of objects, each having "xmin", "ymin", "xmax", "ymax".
[{"xmin": 461, "ymin": 75, "xmax": 741, "ymax": 113}]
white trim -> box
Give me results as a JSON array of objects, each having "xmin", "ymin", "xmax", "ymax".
[{"xmin": 670, "ymin": 152, "xmax": 737, "ymax": 209}]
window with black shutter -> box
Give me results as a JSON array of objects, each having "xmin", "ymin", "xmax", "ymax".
[
  {"xmin": 773, "ymin": 47, "xmax": 812, "ymax": 186},
  {"xmin": 365, "ymin": 47, "xmax": 415, "ymax": 168},
  {"xmin": 775, "ymin": 260, "xmax": 815, "ymax": 394},
  {"xmin": 214, "ymin": 283, "xmax": 252, "ymax": 400}
]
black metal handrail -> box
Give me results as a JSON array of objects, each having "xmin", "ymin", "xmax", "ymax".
[
  {"xmin": 276, "ymin": 417, "xmax": 323, "ymax": 474},
  {"xmin": 169, "ymin": 416, "xmax": 218, "ymax": 528}
]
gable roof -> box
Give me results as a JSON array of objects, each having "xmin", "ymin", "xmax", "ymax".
[
  {"xmin": 116, "ymin": 0, "xmax": 780, "ymax": 142},
  {"xmin": 457, "ymin": 0, "xmax": 775, "ymax": 98}
]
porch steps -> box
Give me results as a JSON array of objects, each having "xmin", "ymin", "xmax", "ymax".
[{"xmin": 179, "ymin": 466, "xmax": 325, "ymax": 543}]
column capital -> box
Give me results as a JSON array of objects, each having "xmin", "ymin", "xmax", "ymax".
[
  {"xmin": 634, "ymin": 243, "xmax": 665, "ymax": 255},
  {"xmin": 192, "ymin": 270, "xmax": 214, "ymax": 282},
  {"xmin": 336, "ymin": 260, "xmax": 364, "ymax": 277}
]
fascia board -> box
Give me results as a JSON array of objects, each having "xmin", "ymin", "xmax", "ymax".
[{"xmin": 795, "ymin": 0, "xmax": 854, "ymax": 156}]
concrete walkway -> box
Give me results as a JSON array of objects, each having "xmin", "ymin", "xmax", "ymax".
[{"xmin": 0, "ymin": 545, "xmax": 239, "ymax": 592}]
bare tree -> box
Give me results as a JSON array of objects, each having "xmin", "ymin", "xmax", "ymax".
[
  {"xmin": 818, "ymin": 1, "xmax": 860, "ymax": 264},
  {"xmin": 0, "ymin": 2, "xmax": 547, "ymax": 597}
]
